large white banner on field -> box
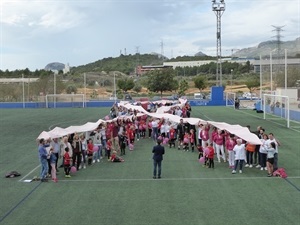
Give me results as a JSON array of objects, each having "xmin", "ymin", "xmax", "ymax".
[{"xmin": 37, "ymin": 99, "xmax": 261, "ymax": 144}]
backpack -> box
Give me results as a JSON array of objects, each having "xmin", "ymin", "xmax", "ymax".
[
  {"xmin": 5, "ymin": 171, "xmax": 21, "ymax": 178},
  {"xmin": 273, "ymin": 168, "xmax": 287, "ymax": 178}
]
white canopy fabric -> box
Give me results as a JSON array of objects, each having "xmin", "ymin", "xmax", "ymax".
[{"xmin": 36, "ymin": 98, "xmax": 261, "ymax": 144}]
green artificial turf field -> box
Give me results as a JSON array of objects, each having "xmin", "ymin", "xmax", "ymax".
[{"xmin": 0, "ymin": 107, "xmax": 299, "ymax": 225}]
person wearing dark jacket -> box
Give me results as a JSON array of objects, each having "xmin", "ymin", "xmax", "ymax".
[{"xmin": 152, "ymin": 139, "xmax": 165, "ymax": 179}]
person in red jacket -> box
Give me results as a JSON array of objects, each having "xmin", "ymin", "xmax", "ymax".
[
  {"xmin": 64, "ymin": 147, "xmax": 72, "ymax": 177},
  {"xmin": 87, "ymin": 138, "xmax": 94, "ymax": 165},
  {"xmin": 207, "ymin": 143, "xmax": 215, "ymax": 169},
  {"xmin": 127, "ymin": 125, "xmax": 135, "ymax": 144},
  {"xmin": 189, "ymin": 129, "xmax": 195, "ymax": 152},
  {"xmin": 110, "ymin": 150, "xmax": 124, "ymax": 162},
  {"xmin": 168, "ymin": 126, "xmax": 176, "ymax": 148}
]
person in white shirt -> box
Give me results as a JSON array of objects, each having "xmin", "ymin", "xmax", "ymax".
[
  {"xmin": 265, "ymin": 133, "xmax": 281, "ymax": 171},
  {"xmin": 232, "ymin": 139, "xmax": 246, "ymax": 174},
  {"xmin": 151, "ymin": 119, "xmax": 159, "ymax": 141}
]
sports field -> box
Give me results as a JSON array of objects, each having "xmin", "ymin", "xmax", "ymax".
[{"xmin": 0, "ymin": 107, "xmax": 299, "ymax": 225}]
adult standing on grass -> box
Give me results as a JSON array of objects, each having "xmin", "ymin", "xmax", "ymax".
[
  {"xmin": 38, "ymin": 138, "xmax": 50, "ymax": 182},
  {"xmin": 232, "ymin": 139, "xmax": 246, "ymax": 174},
  {"xmin": 266, "ymin": 133, "xmax": 281, "ymax": 171},
  {"xmin": 177, "ymin": 119, "xmax": 185, "ymax": 150},
  {"xmin": 152, "ymin": 139, "xmax": 165, "ymax": 179},
  {"xmin": 50, "ymin": 138, "xmax": 60, "ymax": 172},
  {"xmin": 266, "ymin": 142, "xmax": 276, "ymax": 177}
]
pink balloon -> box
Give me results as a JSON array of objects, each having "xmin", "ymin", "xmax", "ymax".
[
  {"xmin": 70, "ymin": 166, "xmax": 77, "ymax": 173},
  {"xmin": 199, "ymin": 157, "xmax": 205, "ymax": 164},
  {"xmin": 164, "ymin": 138, "xmax": 169, "ymax": 143},
  {"xmin": 204, "ymin": 147, "xmax": 210, "ymax": 155},
  {"xmin": 129, "ymin": 143, "xmax": 134, "ymax": 150},
  {"xmin": 183, "ymin": 138, "xmax": 189, "ymax": 143}
]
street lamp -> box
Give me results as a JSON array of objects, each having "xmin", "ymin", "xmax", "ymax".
[{"xmin": 212, "ymin": 0, "xmax": 226, "ymax": 86}]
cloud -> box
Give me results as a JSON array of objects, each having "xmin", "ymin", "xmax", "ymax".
[{"xmin": 1, "ymin": 0, "xmax": 299, "ymax": 70}]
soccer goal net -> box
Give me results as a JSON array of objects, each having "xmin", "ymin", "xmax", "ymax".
[
  {"xmin": 263, "ymin": 94, "xmax": 290, "ymax": 128},
  {"xmin": 225, "ymin": 92, "xmax": 235, "ymax": 107},
  {"xmin": 45, "ymin": 94, "xmax": 85, "ymax": 108}
]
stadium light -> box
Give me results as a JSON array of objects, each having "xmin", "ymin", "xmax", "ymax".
[{"xmin": 212, "ymin": 0, "xmax": 226, "ymax": 86}]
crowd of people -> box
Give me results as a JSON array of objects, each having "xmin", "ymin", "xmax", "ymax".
[{"xmin": 38, "ymin": 101, "xmax": 281, "ymax": 182}]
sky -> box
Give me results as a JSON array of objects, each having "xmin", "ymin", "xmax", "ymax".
[{"xmin": 1, "ymin": 0, "xmax": 299, "ymax": 71}]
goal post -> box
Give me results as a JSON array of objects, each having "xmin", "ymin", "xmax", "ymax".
[
  {"xmin": 45, "ymin": 94, "xmax": 85, "ymax": 108},
  {"xmin": 225, "ymin": 92, "xmax": 236, "ymax": 107},
  {"xmin": 263, "ymin": 94, "xmax": 289, "ymax": 128}
]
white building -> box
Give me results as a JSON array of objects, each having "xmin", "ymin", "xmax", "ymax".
[{"xmin": 63, "ymin": 63, "xmax": 70, "ymax": 74}]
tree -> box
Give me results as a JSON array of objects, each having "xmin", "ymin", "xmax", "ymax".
[
  {"xmin": 178, "ymin": 79, "xmax": 189, "ymax": 96},
  {"xmin": 133, "ymin": 82, "xmax": 142, "ymax": 93},
  {"xmin": 146, "ymin": 69, "xmax": 177, "ymax": 97},
  {"xmin": 66, "ymin": 85, "xmax": 77, "ymax": 94},
  {"xmin": 275, "ymin": 67, "xmax": 300, "ymax": 88},
  {"xmin": 117, "ymin": 78, "xmax": 134, "ymax": 92},
  {"xmin": 245, "ymin": 75, "xmax": 260, "ymax": 98},
  {"xmin": 193, "ymin": 75, "xmax": 207, "ymax": 92}
]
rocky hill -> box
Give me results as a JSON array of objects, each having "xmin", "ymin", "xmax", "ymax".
[
  {"xmin": 233, "ymin": 37, "xmax": 300, "ymax": 58},
  {"xmin": 45, "ymin": 62, "xmax": 66, "ymax": 71}
]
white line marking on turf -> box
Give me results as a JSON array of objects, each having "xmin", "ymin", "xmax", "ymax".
[
  {"xmin": 19, "ymin": 165, "xmax": 40, "ymax": 182},
  {"xmin": 56, "ymin": 176, "xmax": 300, "ymax": 182}
]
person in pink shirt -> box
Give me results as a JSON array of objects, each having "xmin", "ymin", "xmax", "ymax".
[
  {"xmin": 210, "ymin": 127, "xmax": 218, "ymax": 153},
  {"xmin": 200, "ymin": 124, "xmax": 210, "ymax": 148},
  {"xmin": 214, "ymin": 129, "xmax": 226, "ymax": 163},
  {"xmin": 225, "ymin": 134, "xmax": 236, "ymax": 168}
]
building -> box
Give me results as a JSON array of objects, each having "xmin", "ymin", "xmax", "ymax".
[
  {"xmin": 136, "ymin": 65, "xmax": 173, "ymax": 76},
  {"xmin": 252, "ymin": 58, "xmax": 300, "ymax": 73}
]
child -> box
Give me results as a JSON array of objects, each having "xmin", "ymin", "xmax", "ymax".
[
  {"xmin": 197, "ymin": 144, "xmax": 203, "ymax": 159},
  {"xmin": 64, "ymin": 147, "xmax": 71, "ymax": 178},
  {"xmin": 87, "ymin": 139, "xmax": 94, "ymax": 165},
  {"xmin": 110, "ymin": 150, "xmax": 124, "ymax": 162},
  {"xmin": 168, "ymin": 126, "xmax": 176, "ymax": 148},
  {"xmin": 127, "ymin": 125, "xmax": 135, "ymax": 145},
  {"xmin": 203, "ymin": 142, "xmax": 210, "ymax": 167},
  {"xmin": 49, "ymin": 148, "xmax": 58, "ymax": 182},
  {"xmin": 119, "ymin": 131, "xmax": 128, "ymax": 156},
  {"xmin": 183, "ymin": 131, "xmax": 190, "ymax": 151},
  {"xmin": 207, "ymin": 143, "xmax": 215, "ymax": 169},
  {"xmin": 266, "ymin": 142, "xmax": 276, "ymax": 177}
]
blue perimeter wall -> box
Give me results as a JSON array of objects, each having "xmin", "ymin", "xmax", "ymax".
[{"xmin": 0, "ymin": 100, "xmax": 225, "ymax": 109}]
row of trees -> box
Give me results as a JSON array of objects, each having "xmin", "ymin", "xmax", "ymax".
[{"xmin": 0, "ymin": 60, "xmax": 252, "ymax": 78}]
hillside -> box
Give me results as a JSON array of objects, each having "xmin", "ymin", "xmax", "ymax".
[
  {"xmin": 71, "ymin": 53, "xmax": 165, "ymax": 75},
  {"xmin": 233, "ymin": 37, "xmax": 300, "ymax": 58},
  {"xmin": 68, "ymin": 38, "xmax": 299, "ymax": 75}
]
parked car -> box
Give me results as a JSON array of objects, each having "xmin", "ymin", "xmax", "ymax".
[
  {"xmin": 109, "ymin": 95, "xmax": 117, "ymax": 100},
  {"xmin": 124, "ymin": 93, "xmax": 132, "ymax": 100},
  {"xmin": 194, "ymin": 93, "xmax": 204, "ymax": 99}
]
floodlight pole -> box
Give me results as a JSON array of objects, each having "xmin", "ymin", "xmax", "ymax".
[
  {"xmin": 212, "ymin": 0, "xmax": 225, "ymax": 86},
  {"xmin": 54, "ymin": 73, "xmax": 56, "ymax": 108}
]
